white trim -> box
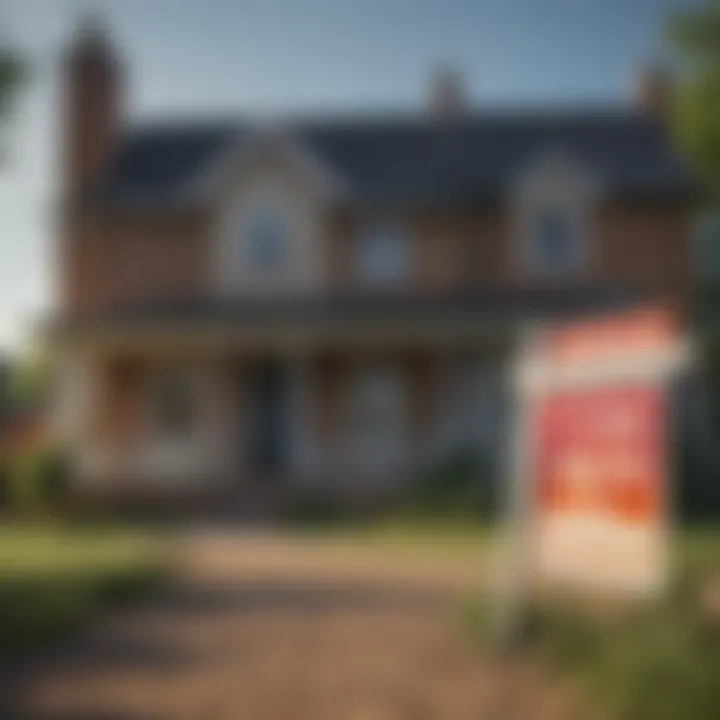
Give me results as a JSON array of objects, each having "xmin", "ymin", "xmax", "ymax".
[
  {"xmin": 195, "ymin": 123, "xmax": 349, "ymax": 204},
  {"xmin": 212, "ymin": 166, "xmax": 327, "ymax": 297},
  {"xmin": 517, "ymin": 340, "xmax": 692, "ymax": 394}
]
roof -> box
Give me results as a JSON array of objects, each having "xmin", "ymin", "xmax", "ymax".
[{"xmin": 86, "ymin": 109, "xmax": 699, "ymax": 208}]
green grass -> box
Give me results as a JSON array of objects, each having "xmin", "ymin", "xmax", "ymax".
[
  {"xmin": 289, "ymin": 516, "xmax": 495, "ymax": 558},
  {"xmin": 0, "ymin": 523, "xmax": 171, "ymax": 650},
  {"xmin": 463, "ymin": 526, "xmax": 720, "ymax": 720}
]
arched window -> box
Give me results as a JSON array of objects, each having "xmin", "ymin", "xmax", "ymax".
[{"xmin": 357, "ymin": 222, "xmax": 408, "ymax": 285}]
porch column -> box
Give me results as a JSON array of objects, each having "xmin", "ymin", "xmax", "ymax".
[{"xmin": 288, "ymin": 352, "xmax": 317, "ymax": 481}]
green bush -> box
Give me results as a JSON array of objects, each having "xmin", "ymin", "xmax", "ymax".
[
  {"xmin": 6, "ymin": 445, "xmax": 74, "ymax": 517},
  {"xmin": 0, "ymin": 578, "xmax": 93, "ymax": 649},
  {"xmin": 464, "ymin": 579, "xmax": 720, "ymax": 720},
  {"xmin": 282, "ymin": 493, "xmax": 367, "ymax": 526},
  {"xmin": 402, "ymin": 448, "xmax": 498, "ymax": 519},
  {"xmin": 0, "ymin": 526, "xmax": 169, "ymax": 651},
  {"xmin": 531, "ymin": 600, "xmax": 720, "ymax": 720}
]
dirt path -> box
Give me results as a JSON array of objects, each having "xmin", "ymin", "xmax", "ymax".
[{"xmin": 0, "ymin": 531, "xmax": 583, "ymax": 720}]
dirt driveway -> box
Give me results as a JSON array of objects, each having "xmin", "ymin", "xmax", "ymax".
[{"xmin": 1, "ymin": 530, "xmax": 581, "ymax": 720}]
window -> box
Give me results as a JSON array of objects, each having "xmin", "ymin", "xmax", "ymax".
[
  {"xmin": 358, "ymin": 222, "xmax": 408, "ymax": 285},
  {"xmin": 515, "ymin": 152, "xmax": 597, "ymax": 277},
  {"xmin": 153, "ymin": 369, "xmax": 195, "ymax": 439},
  {"xmin": 247, "ymin": 207, "xmax": 288, "ymax": 272},
  {"xmin": 529, "ymin": 206, "xmax": 581, "ymax": 274}
]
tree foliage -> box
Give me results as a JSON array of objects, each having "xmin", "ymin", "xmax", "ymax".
[{"xmin": 669, "ymin": 0, "xmax": 720, "ymax": 197}]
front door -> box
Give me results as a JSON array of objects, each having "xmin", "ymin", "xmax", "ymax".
[{"xmin": 248, "ymin": 360, "xmax": 290, "ymax": 479}]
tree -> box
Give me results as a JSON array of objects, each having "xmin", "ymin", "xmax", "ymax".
[
  {"xmin": 669, "ymin": 0, "xmax": 720, "ymax": 197},
  {"xmin": 668, "ymin": 1, "xmax": 720, "ymax": 519}
]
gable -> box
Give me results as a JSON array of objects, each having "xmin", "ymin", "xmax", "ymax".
[{"xmin": 212, "ymin": 138, "xmax": 330, "ymax": 296}]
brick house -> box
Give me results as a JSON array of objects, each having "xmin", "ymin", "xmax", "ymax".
[{"xmin": 51, "ymin": 22, "xmax": 698, "ymax": 508}]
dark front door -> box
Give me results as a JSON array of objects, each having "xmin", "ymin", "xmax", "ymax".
[{"xmin": 248, "ymin": 360, "xmax": 290, "ymax": 479}]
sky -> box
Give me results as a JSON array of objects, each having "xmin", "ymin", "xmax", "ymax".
[{"xmin": 0, "ymin": 0, "xmax": 700, "ymax": 351}]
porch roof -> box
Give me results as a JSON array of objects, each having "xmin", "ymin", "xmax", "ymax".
[{"xmin": 49, "ymin": 286, "xmax": 658, "ymax": 350}]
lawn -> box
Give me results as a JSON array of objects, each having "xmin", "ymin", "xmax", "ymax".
[
  {"xmin": 0, "ymin": 523, "xmax": 170, "ymax": 650},
  {"xmin": 288, "ymin": 517, "xmax": 495, "ymax": 562},
  {"xmin": 463, "ymin": 525, "xmax": 720, "ymax": 720}
]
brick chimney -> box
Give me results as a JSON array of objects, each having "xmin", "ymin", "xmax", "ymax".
[
  {"xmin": 429, "ymin": 67, "xmax": 466, "ymax": 121},
  {"xmin": 634, "ymin": 63, "xmax": 673, "ymax": 121},
  {"xmin": 63, "ymin": 13, "xmax": 123, "ymax": 198}
]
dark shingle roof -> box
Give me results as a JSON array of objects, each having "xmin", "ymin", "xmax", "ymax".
[
  {"xmin": 97, "ymin": 122, "xmax": 240, "ymax": 205},
  {"xmin": 89, "ymin": 110, "xmax": 698, "ymax": 207}
]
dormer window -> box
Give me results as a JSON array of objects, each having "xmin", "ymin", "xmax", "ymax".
[
  {"xmin": 247, "ymin": 207, "xmax": 288, "ymax": 273},
  {"xmin": 358, "ymin": 222, "xmax": 408, "ymax": 286},
  {"xmin": 515, "ymin": 151, "xmax": 599, "ymax": 278}
]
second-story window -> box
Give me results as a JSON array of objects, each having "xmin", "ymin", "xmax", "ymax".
[
  {"xmin": 357, "ymin": 222, "xmax": 408, "ymax": 286},
  {"xmin": 247, "ymin": 207, "xmax": 288, "ymax": 273},
  {"xmin": 527, "ymin": 205, "xmax": 583, "ymax": 276},
  {"xmin": 525, "ymin": 204, "xmax": 585, "ymax": 277},
  {"xmin": 515, "ymin": 152, "xmax": 598, "ymax": 279}
]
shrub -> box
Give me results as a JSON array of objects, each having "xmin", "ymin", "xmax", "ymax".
[
  {"xmin": 0, "ymin": 526, "xmax": 170, "ymax": 651},
  {"xmin": 402, "ymin": 448, "xmax": 498, "ymax": 519},
  {"xmin": 282, "ymin": 493, "xmax": 366, "ymax": 526},
  {"xmin": 7, "ymin": 445, "xmax": 74, "ymax": 518},
  {"xmin": 464, "ymin": 579, "xmax": 720, "ymax": 720}
]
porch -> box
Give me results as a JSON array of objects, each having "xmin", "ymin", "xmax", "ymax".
[
  {"xmin": 48, "ymin": 286, "xmax": 647, "ymax": 508},
  {"xmin": 52, "ymin": 343, "xmax": 510, "ymax": 508}
]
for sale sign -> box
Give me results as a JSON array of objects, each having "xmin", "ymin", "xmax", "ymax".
[
  {"xmin": 511, "ymin": 307, "xmax": 687, "ymax": 598},
  {"xmin": 535, "ymin": 385, "xmax": 665, "ymax": 594}
]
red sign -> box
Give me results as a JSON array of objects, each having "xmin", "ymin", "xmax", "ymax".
[
  {"xmin": 522, "ymin": 308, "xmax": 677, "ymax": 595},
  {"xmin": 536, "ymin": 385, "xmax": 664, "ymax": 525}
]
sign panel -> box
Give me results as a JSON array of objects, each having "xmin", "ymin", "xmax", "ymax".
[
  {"xmin": 512, "ymin": 307, "xmax": 684, "ymax": 598},
  {"xmin": 534, "ymin": 384, "xmax": 665, "ymax": 593}
]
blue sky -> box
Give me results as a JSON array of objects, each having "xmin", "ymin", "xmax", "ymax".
[{"xmin": 0, "ymin": 0, "xmax": 700, "ymax": 349}]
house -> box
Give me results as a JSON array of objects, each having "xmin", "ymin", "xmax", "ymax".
[{"xmin": 50, "ymin": 21, "xmax": 698, "ymax": 508}]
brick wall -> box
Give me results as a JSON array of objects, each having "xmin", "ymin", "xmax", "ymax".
[{"xmin": 59, "ymin": 176, "xmax": 694, "ymax": 317}]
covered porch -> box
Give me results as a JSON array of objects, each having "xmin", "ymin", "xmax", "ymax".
[{"xmin": 48, "ymin": 287, "xmax": 645, "ymax": 508}]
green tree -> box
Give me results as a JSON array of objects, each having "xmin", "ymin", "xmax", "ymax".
[
  {"xmin": 7, "ymin": 349, "xmax": 51, "ymax": 415},
  {"xmin": 668, "ymin": 2, "xmax": 720, "ymax": 520},
  {"xmin": 669, "ymin": 0, "xmax": 720, "ymax": 196}
]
